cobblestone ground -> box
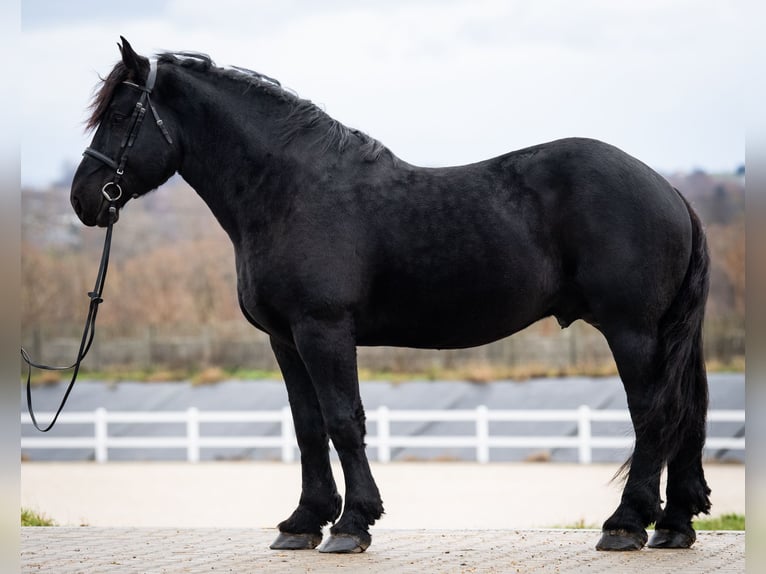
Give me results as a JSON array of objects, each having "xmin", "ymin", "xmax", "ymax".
[{"xmin": 22, "ymin": 527, "xmax": 744, "ymax": 573}]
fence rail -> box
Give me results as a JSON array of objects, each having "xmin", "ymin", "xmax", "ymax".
[{"xmin": 21, "ymin": 407, "xmax": 745, "ymax": 464}]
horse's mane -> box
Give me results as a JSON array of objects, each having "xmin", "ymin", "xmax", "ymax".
[
  {"xmin": 87, "ymin": 51, "xmax": 392, "ymax": 163},
  {"xmin": 86, "ymin": 60, "xmax": 132, "ymax": 131}
]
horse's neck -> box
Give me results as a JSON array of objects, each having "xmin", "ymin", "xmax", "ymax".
[
  {"xmin": 173, "ymin": 78, "xmax": 295, "ymax": 241},
  {"xmin": 168, "ymin": 69, "xmax": 395, "ymax": 245}
]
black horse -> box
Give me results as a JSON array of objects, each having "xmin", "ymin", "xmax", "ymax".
[{"xmin": 71, "ymin": 39, "xmax": 711, "ymax": 553}]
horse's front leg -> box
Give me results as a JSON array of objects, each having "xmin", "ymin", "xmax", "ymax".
[
  {"xmin": 292, "ymin": 315, "xmax": 384, "ymax": 553},
  {"xmin": 269, "ymin": 337, "xmax": 342, "ymax": 550}
]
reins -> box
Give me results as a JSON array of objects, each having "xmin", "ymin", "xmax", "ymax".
[
  {"xmin": 23, "ymin": 58, "xmax": 171, "ymax": 432},
  {"xmin": 21, "ymin": 197, "xmax": 118, "ymax": 432}
]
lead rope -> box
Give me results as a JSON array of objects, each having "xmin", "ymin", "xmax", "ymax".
[{"xmin": 21, "ymin": 201, "xmax": 118, "ymax": 432}]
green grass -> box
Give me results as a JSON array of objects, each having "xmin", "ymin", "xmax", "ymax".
[
  {"xmin": 26, "ymin": 366, "xmax": 284, "ymax": 385},
  {"xmin": 694, "ymin": 513, "xmax": 744, "ymax": 530},
  {"xmin": 21, "ymin": 508, "xmax": 56, "ymax": 527},
  {"xmin": 25, "ymin": 354, "xmax": 744, "ymax": 386},
  {"xmin": 555, "ymin": 513, "xmax": 745, "ymax": 531}
]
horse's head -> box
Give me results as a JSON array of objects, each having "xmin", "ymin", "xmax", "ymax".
[{"xmin": 71, "ymin": 37, "xmax": 180, "ymax": 227}]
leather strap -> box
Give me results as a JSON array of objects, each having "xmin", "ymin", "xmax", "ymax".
[
  {"xmin": 82, "ymin": 59, "xmax": 171, "ymax": 176},
  {"xmin": 83, "ymin": 147, "xmax": 119, "ymax": 171},
  {"xmin": 22, "ymin": 205, "xmax": 118, "ymax": 432}
]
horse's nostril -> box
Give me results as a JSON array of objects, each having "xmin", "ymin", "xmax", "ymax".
[{"xmin": 71, "ymin": 196, "xmax": 82, "ymax": 217}]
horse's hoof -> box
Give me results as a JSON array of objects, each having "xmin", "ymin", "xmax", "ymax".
[
  {"xmin": 648, "ymin": 528, "xmax": 696, "ymax": 549},
  {"xmin": 596, "ymin": 529, "xmax": 647, "ymax": 551},
  {"xmin": 269, "ymin": 531, "xmax": 322, "ymax": 550},
  {"xmin": 317, "ymin": 533, "xmax": 370, "ymax": 553}
]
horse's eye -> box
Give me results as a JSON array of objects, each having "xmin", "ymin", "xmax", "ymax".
[{"xmin": 111, "ymin": 113, "xmax": 126, "ymax": 125}]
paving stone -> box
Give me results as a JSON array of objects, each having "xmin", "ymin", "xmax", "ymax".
[{"xmin": 21, "ymin": 528, "xmax": 745, "ymax": 574}]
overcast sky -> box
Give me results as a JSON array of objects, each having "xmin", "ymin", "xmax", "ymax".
[{"xmin": 21, "ymin": 0, "xmax": 743, "ymax": 187}]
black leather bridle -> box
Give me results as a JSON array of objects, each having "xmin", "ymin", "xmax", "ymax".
[
  {"xmin": 83, "ymin": 58, "xmax": 173, "ymax": 204},
  {"xmin": 22, "ymin": 59, "xmax": 172, "ymax": 432}
]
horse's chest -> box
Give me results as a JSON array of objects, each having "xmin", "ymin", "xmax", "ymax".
[{"xmin": 235, "ymin": 260, "xmax": 293, "ymax": 340}]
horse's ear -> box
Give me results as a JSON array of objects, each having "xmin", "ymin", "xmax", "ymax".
[{"xmin": 118, "ymin": 36, "xmax": 148, "ymax": 80}]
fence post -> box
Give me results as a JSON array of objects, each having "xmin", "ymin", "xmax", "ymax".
[
  {"xmin": 377, "ymin": 406, "xmax": 390, "ymax": 463},
  {"xmin": 476, "ymin": 405, "xmax": 490, "ymax": 464},
  {"xmin": 94, "ymin": 408, "xmax": 108, "ymax": 463},
  {"xmin": 187, "ymin": 407, "xmax": 200, "ymax": 463},
  {"xmin": 145, "ymin": 326, "xmax": 155, "ymax": 371},
  {"xmin": 281, "ymin": 406, "xmax": 295, "ymax": 463},
  {"xmin": 578, "ymin": 405, "xmax": 592, "ymax": 464}
]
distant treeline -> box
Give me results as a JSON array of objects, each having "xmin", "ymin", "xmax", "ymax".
[{"xmin": 21, "ymin": 168, "xmax": 745, "ymax": 376}]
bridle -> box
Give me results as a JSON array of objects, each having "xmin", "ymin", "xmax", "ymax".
[
  {"xmin": 83, "ymin": 58, "xmax": 173, "ymax": 205},
  {"xmin": 22, "ymin": 58, "xmax": 172, "ymax": 432}
]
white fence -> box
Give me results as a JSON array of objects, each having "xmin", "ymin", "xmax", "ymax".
[{"xmin": 20, "ymin": 407, "xmax": 745, "ymax": 464}]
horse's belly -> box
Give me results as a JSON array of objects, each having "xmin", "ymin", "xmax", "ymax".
[{"xmin": 355, "ymin": 285, "xmax": 551, "ymax": 349}]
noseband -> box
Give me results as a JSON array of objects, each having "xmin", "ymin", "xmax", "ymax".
[{"xmin": 83, "ymin": 58, "xmax": 173, "ymax": 203}]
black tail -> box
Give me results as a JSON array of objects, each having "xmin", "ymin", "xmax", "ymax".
[
  {"xmin": 646, "ymin": 191, "xmax": 710, "ymax": 464},
  {"xmin": 617, "ymin": 191, "xmax": 710, "ymax": 482}
]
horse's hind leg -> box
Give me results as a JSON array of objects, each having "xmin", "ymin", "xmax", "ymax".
[
  {"xmin": 648, "ymin": 438, "xmax": 710, "ymax": 547},
  {"xmin": 597, "ymin": 328, "xmax": 663, "ymax": 551},
  {"xmin": 269, "ymin": 338, "xmax": 342, "ymax": 550},
  {"xmin": 649, "ymin": 404, "xmax": 711, "ymax": 548},
  {"xmin": 292, "ymin": 315, "xmax": 384, "ymax": 553}
]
